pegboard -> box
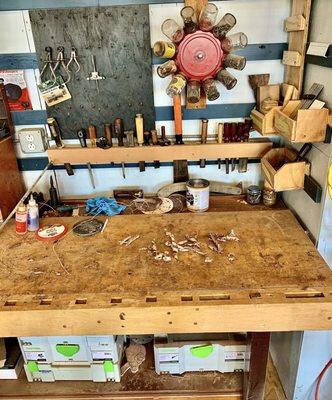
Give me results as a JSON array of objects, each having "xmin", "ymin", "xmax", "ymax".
[{"xmin": 29, "ymin": 6, "xmax": 154, "ymax": 139}]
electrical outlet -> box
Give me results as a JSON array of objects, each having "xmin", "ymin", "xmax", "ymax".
[{"xmin": 18, "ymin": 128, "xmax": 47, "ymax": 153}]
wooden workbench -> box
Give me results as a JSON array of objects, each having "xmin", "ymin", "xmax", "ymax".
[{"xmin": 0, "ymin": 205, "xmax": 331, "ymax": 399}]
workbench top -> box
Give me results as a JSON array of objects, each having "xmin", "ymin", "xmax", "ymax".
[{"xmin": 0, "ymin": 209, "xmax": 331, "ymax": 336}]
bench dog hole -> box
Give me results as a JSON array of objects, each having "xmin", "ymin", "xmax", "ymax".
[
  {"xmin": 181, "ymin": 295, "xmax": 193, "ymax": 302},
  {"xmin": 4, "ymin": 300, "xmax": 17, "ymax": 306},
  {"xmin": 111, "ymin": 298, "xmax": 122, "ymax": 304},
  {"xmin": 199, "ymin": 295, "xmax": 230, "ymax": 301},
  {"xmin": 146, "ymin": 296, "xmax": 157, "ymax": 303},
  {"xmin": 40, "ymin": 299, "xmax": 52, "ymax": 305},
  {"xmin": 75, "ymin": 298, "xmax": 87, "ymax": 305}
]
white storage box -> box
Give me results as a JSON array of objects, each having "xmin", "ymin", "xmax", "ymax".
[
  {"xmin": 154, "ymin": 334, "xmax": 246, "ymax": 375},
  {"xmin": 19, "ymin": 335, "xmax": 124, "ymax": 364},
  {"xmin": 0, "ymin": 338, "xmax": 23, "ymax": 379},
  {"xmin": 24, "ymin": 360, "xmax": 121, "ymax": 382}
]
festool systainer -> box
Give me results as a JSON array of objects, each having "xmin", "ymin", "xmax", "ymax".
[
  {"xmin": 154, "ymin": 334, "xmax": 247, "ymax": 375},
  {"xmin": 19, "ymin": 335, "xmax": 124, "ymax": 382}
]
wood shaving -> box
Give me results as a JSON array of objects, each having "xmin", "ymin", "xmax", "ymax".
[
  {"xmin": 227, "ymin": 253, "xmax": 235, "ymax": 262},
  {"xmin": 205, "ymin": 257, "xmax": 213, "ymax": 263},
  {"xmin": 119, "ymin": 234, "xmax": 140, "ymax": 246}
]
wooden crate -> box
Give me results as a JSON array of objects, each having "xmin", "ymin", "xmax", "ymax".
[
  {"xmin": 261, "ymin": 148, "xmax": 309, "ymax": 192},
  {"xmin": 274, "ymin": 100, "xmax": 329, "ymax": 142},
  {"xmin": 251, "ymin": 107, "xmax": 282, "ymax": 135}
]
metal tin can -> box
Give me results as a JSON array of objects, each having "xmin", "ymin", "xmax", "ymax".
[
  {"xmin": 247, "ymin": 185, "xmax": 262, "ymax": 205},
  {"xmin": 186, "ymin": 179, "xmax": 210, "ymax": 212}
]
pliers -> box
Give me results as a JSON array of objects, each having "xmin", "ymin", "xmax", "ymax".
[
  {"xmin": 40, "ymin": 46, "xmax": 56, "ymax": 82},
  {"xmin": 66, "ymin": 47, "xmax": 81, "ymax": 74},
  {"xmin": 53, "ymin": 46, "xmax": 71, "ymax": 84}
]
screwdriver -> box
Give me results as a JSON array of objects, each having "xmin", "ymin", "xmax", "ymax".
[
  {"xmin": 114, "ymin": 118, "xmax": 126, "ymax": 179},
  {"xmin": 217, "ymin": 123, "xmax": 224, "ymax": 169},
  {"xmin": 230, "ymin": 123, "xmax": 237, "ymax": 171},
  {"xmin": 150, "ymin": 129, "xmax": 160, "ymax": 168},
  {"xmin": 104, "ymin": 124, "xmax": 112, "ymax": 147},
  {"xmin": 77, "ymin": 128, "xmax": 95, "ymax": 189},
  {"xmin": 200, "ymin": 119, "xmax": 208, "ymax": 168}
]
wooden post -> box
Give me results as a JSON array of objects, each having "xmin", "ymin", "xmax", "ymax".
[{"xmin": 243, "ymin": 332, "xmax": 271, "ymax": 400}]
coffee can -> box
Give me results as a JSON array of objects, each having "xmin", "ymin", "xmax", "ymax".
[{"xmin": 186, "ymin": 179, "xmax": 210, "ymax": 212}]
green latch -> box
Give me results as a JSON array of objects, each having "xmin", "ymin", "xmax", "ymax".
[
  {"xmin": 55, "ymin": 344, "xmax": 80, "ymax": 358},
  {"xmin": 190, "ymin": 344, "xmax": 213, "ymax": 358},
  {"xmin": 27, "ymin": 361, "xmax": 39, "ymax": 373},
  {"xmin": 103, "ymin": 360, "xmax": 114, "ymax": 373}
]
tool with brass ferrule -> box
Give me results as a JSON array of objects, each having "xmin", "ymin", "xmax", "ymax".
[
  {"xmin": 230, "ymin": 122, "xmax": 237, "ymax": 171},
  {"xmin": 104, "ymin": 124, "xmax": 112, "ymax": 147},
  {"xmin": 88, "ymin": 124, "xmax": 97, "ymax": 147},
  {"xmin": 217, "ymin": 123, "xmax": 223, "ymax": 169},
  {"xmin": 200, "ymin": 119, "xmax": 208, "ymax": 168},
  {"xmin": 114, "ymin": 118, "xmax": 126, "ymax": 178},
  {"xmin": 223, "ymin": 123, "xmax": 230, "ymax": 174},
  {"xmin": 77, "ymin": 128, "xmax": 95, "ymax": 189}
]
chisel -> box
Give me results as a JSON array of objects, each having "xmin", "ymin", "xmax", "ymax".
[
  {"xmin": 217, "ymin": 123, "xmax": 224, "ymax": 169},
  {"xmin": 200, "ymin": 119, "xmax": 208, "ymax": 168},
  {"xmin": 88, "ymin": 124, "xmax": 97, "ymax": 147},
  {"xmin": 223, "ymin": 123, "xmax": 230, "ymax": 174},
  {"xmin": 47, "ymin": 117, "xmax": 64, "ymax": 148},
  {"xmin": 77, "ymin": 128, "xmax": 95, "ymax": 189},
  {"xmin": 104, "ymin": 124, "xmax": 113, "ymax": 147},
  {"xmin": 114, "ymin": 118, "xmax": 126, "ymax": 178},
  {"xmin": 230, "ymin": 122, "xmax": 237, "ymax": 171},
  {"xmin": 150, "ymin": 129, "xmax": 160, "ymax": 168}
]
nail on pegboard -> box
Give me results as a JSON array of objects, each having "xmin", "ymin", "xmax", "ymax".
[{"xmin": 29, "ymin": 6, "xmax": 155, "ymax": 138}]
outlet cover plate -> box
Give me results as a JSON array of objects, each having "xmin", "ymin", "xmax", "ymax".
[{"xmin": 18, "ymin": 128, "xmax": 47, "ymax": 153}]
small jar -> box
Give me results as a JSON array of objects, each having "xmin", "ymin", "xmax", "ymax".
[
  {"xmin": 263, "ymin": 188, "xmax": 277, "ymax": 206},
  {"xmin": 162, "ymin": 19, "xmax": 184, "ymax": 43},
  {"xmin": 199, "ymin": 3, "xmax": 218, "ymax": 31},
  {"xmin": 223, "ymin": 54, "xmax": 247, "ymax": 70},
  {"xmin": 153, "ymin": 41, "xmax": 176, "ymax": 58},
  {"xmin": 181, "ymin": 6, "xmax": 198, "ymax": 34},
  {"xmin": 221, "ymin": 32, "xmax": 248, "ymax": 52},
  {"xmin": 157, "ymin": 60, "xmax": 177, "ymax": 78},
  {"xmin": 247, "ymin": 185, "xmax": 262, "ymax": 205},
  {"xmin": 186, "ymin": 80, "xmax": 201, "ymax": 104},
  {"xmin": 216, "ymin": 69, "xmax": 237, "ymax": 90},
  {"xmin": 202, "ymin": 79, "xmax": 220, "ymax": 101},
  {"xmin": 212, "ymin": 13, "xmax": 236, "ymax": 38},
  {"xmin": 166, "ymin": 74, "xmax": 187, "ymax": 97}
]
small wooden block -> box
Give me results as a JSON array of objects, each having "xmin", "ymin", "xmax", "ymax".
[
  {"xmin": 284, "ymin": 15, "xmax": 306, "ymax": 32},
  {"xmin": 282, "ymin": 51, "xmax": 302, "ymax": 67},
  {"xmin": 257, "ymin": 84, "xmax": 280, "ymax": 113}
]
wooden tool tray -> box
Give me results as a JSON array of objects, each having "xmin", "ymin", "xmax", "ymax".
[
  {"xmin": 261, "ymin": 148, "xmax": 310, "ymax": 192},
  {"xmin": 251, "ymin": 106, "xmax": 282, "ymax": 135},
  {"xmin": 274, "ymin": 100, "xmax": 329, "ymax": 143}
]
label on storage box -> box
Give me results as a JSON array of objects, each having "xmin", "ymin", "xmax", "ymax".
[
  {"xmin": 92, "ymin": 351, "xmax": 113, "ymax": 360},
  {"xmin": 25, "ymin": 351, "xmax": 47, "ymax": 361},
  {"xmin": 159, "ymin": 353, "xmax": 179, "ymax": 363},
  {"xmin": 224, "ymin": 351, "xmax": 245, "ymax": 361}
]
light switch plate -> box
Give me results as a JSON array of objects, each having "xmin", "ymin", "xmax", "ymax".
[{"xmin": 18, "ymin": 128, "xmax": 47, "ymax": 153}]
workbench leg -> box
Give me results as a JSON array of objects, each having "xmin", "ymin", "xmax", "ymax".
[{"xmin": 243, "ymin": 332, "xmax": 271, "ymax": 400}]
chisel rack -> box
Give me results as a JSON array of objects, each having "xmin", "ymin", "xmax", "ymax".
[{"xmin": 47, "ymin": 140, "xmax": 273, "ymax": 165}]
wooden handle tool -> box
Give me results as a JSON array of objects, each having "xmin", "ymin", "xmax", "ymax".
[
  {"xmin": 88, "ymin": 124, "xmax": 97, "ymax": 147},
  {"xmin": 217, "ymin": 123, "xmax": 224, "ymax": 169},
  {"xmin": 173, "ymin": 95, "xmax": 184, "ymax": 144},
  {"xmin": 104, "ymin": 124, "xmax": 112, "ymax": 147},
  {"xmin": 200, "ymin": 119, "xmax": 208, "ymax": 168}
]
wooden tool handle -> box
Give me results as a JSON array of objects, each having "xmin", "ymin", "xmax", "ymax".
[
  {"xmin": 217, "ymin": 123, "xmax": 224, "ymax": 144},
  {"xmin": 89, "ymin": 124, "xmax": 97, "ymax": 147},
  {"xmin": 104, "ymin": 124, "xmax": 112, "ymax": 146},
  {"xmin": 173, "ymin": 95, "xmax": 183, "ymax": 136},
  {"xmin": 201, "ymin": 119, "xmax": 208, "ymax": 144}
]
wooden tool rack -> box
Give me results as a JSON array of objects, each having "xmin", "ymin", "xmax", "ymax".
[{"xmin": 0, "ymin": 200, "xmax": 331, "ymax": 399}]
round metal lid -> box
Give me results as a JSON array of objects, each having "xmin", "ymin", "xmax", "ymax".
[{"xmin": 177, "ymin": 31, "xmax": 223, "ymax": 80}]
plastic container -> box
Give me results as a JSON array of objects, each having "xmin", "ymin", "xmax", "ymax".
[
  {"xmin": 15, "ymin": 203, "xmax": 27, "ymax": 235},
  {"xmin": 223, "ymin": 54, "xmax": 247, "ymax": 70},
  {"xmin": 161, "ymin": 19, "xmax": 184, "ymax": 43},
  {"xmin": 212, "ymin": 13, "xmax": 236, "ymax": 38},
  {"xmin": 157, "ymin": 60, "xmax": 177, "ymax": 78},
  {"xmin": 221, "ymin": 32, "xmax": 248, "ymax": 52},
  {"xmin": 153, "ymin": 41, "xmax": 176, "ymax": 58},
  {"xmin": 199, "ymin": 3, "xmax": 218, "ymax": 31},
  {"xmin": 166, "ymin": 74, "xmax": 186, "ymax": 97},
  {"xmin": 247, "ymin": 185, "xmax": 262, "ymax": 205},
  {"xmin": 27, "ymin": 195, "xmax": 39, "ymax": 232},
  {"xmin": 216, "ymin": 69, "xmax": 237, "ymax": 90}
]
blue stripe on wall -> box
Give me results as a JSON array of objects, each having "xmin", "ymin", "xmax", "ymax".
[
  {"xmin": 12, "ymin": 110, "xmax": 48, "ymax": 125},
  {"xmin": 17, "ymin": 157, "xmax": 261, "ymax": 171},
  {"xmin": 153, "ymin": 43, "xmax": 287, "ymax": 64},
  {"xmin": 0, "ymin": 53, "xmax": 39, "ymax": 70},
  {"xmin": 155, "ymin": 103, "xmax": 255, "ymax": 121}
]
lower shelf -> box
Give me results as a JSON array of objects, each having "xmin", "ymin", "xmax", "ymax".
[{"xmin": 0, "ymin": 345, "xmax": 242, "ymax": 399}]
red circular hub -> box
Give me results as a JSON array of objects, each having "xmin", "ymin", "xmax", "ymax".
[{"xmin": 177, "ymin": 30, "xmax": 224, "ymax": 81}]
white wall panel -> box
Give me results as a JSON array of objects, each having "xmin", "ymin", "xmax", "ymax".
[
  {"xmin": 0, "ymin": 11, "xmax": 31, "ymax": 53},
  {"xmin": 149, "ymin": 0, "xmax": 289, "ymax": 46},
  {"xmin": 21, "ymin": 162, "xmax": 262, "ymax": 198},
  {"xmin": 153, "ymin": 60, "xmax": 284, "ymax": 107}
]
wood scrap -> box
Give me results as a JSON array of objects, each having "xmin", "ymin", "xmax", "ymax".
[
  {"xmin": 289, "ymin": 83, "xmax": 324, "ymax": 119},
  {"xmin": 248, "ymin": 74, "xmax": 270, "ymax": 101}
]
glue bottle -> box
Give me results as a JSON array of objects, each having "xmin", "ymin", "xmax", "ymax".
[
  {"xmin": 15, "ymin": 203, "xmax": 27, "ymax": 235},
  {"xmin": 27, "ymin": 195, "xmax": 39, "ymax": 232}
]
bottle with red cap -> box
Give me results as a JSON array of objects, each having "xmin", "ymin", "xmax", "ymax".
[{"xmin": 15, "ymin": 203, "xmax": 27, "ymax": 235}]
